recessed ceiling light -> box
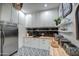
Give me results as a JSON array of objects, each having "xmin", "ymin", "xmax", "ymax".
[
  {"xmin": 44, "ymin": 4, "xmax": 47, "ymax": 7},
  {"xmin": 26, "ymin": 14, "xmax": 32, "ymax": 17}
]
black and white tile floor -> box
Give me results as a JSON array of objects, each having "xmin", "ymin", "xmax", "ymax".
[{"xmin": 14, "ymin": 46, "xmax": 50, "ymax": 56}]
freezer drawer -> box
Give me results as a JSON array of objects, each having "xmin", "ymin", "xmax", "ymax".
[{"xmin": 3, "ymin": 36, "xmax": 18, "ymax": 56}]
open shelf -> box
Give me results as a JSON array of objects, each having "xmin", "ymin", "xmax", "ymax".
[
  {"xmin": 58, "ymin": 21, "xmax": 72, "ymax": 27},
  {"xmin": 57, "ymin": 18, "xmax": 72, "ymax": 27},
  {"xmin": 35, "ymin": 30, "xmax": 58, "ymax": 31},
  {"xmin": 58, "ymin": 30, "xmax": 72, "ymax": 33}
]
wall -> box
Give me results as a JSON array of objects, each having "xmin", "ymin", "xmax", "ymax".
[
  {"xmin": 59, "ymin": 3, "xmax": 79, "ymax": 47},
  {"xmin": 18, "ymin": 24, "xmax": 26, "ymax": 48},
  {"xmin": 71, "ymin": 4, "xmax": 79, "ymax": 47},
  {"xmin": 25, "ymin": 8, "xmax": 58, "ymax": 28},
  {"xmin": 18, "ymin": 11, "xmax": 26, "ymax": 48}
]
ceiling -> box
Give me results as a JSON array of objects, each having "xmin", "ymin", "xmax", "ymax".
[{"xmin": 21, "ymin": 3, "xmax": 60, "ymax": 14}]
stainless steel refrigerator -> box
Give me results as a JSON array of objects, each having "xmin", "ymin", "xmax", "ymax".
[{"xmin": 0, "ymin": 22, "xmax": 18, "ymax": 56}]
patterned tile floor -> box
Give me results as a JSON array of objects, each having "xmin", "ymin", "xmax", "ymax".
[{"xmin": 14, "ymin": 46, "xmax": 50, "ymax": 56}]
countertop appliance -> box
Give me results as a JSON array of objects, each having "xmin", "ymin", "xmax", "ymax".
[{"xmin": 0, "ymin": 21, "xmax": 18, "ymax": 56}]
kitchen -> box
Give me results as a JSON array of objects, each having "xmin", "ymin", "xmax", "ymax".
[
  {"xmin": 0, "ymin": 3, "xmax": 79, "ymax": 56},
  {"xmin": 0, "ymin": 3, "xmax": 59, "ymax": 56}
]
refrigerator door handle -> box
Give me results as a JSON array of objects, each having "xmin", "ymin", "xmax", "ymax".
[{"xmin": 2, "ymin": 31, "xmax": 5, "ymax": 46}]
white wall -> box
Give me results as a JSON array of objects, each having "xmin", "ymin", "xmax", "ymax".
[
  {"xmin": 18, "ymin": 11, "xmax": 26, "ymax": 48},
  {"xmin": 71, "ymin": 4, "xmax": 79, "ymax": 47},
  {"xmin": 59, "ymin": 3, "xmax": 79, "ymax": 47},
  {"xmin": 18, "ymin": 24, "xmax": 26, "ymax": 48},
  {"xmin": 25, "ymin": 9, "xmax": 58, "ymax": 28}
]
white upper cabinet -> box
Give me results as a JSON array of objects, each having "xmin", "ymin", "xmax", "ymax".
[
  {"xmin": 11, "ymin": 6, "xmax": 18, "ymax": 24},
  {"xmin": 0, "ymin": 3, "xmax": 19, "ymax": 24},
  {"xmin": 0, "ymin": 4, "xmax": 11, "ymax": 22}
]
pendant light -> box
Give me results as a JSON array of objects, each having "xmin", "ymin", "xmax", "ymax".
[{"xmin": 12, "ymin": 3, "xmax": 23, "ymax": 10}]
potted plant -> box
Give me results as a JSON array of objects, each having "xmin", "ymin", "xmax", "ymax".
[{"xmin": 54, "ymin": 17, "xmax": 61, "ymax": 25}]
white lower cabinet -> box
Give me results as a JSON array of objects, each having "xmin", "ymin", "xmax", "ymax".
[{"xmin": 24, "ymin": 38, "xmax": 50, "ymax": 50}]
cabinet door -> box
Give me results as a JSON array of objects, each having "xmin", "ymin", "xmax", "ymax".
[
  {"xmin": 0, "ymin": 4, "xmax": 2, "ymax": 20},
  {"xmin": 11, "ymin": 7, "xmax": 18, "ymax": 24},
  {"xmin": 0, "ymin": 4, "xmax": 11, "ymax": 22}
]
